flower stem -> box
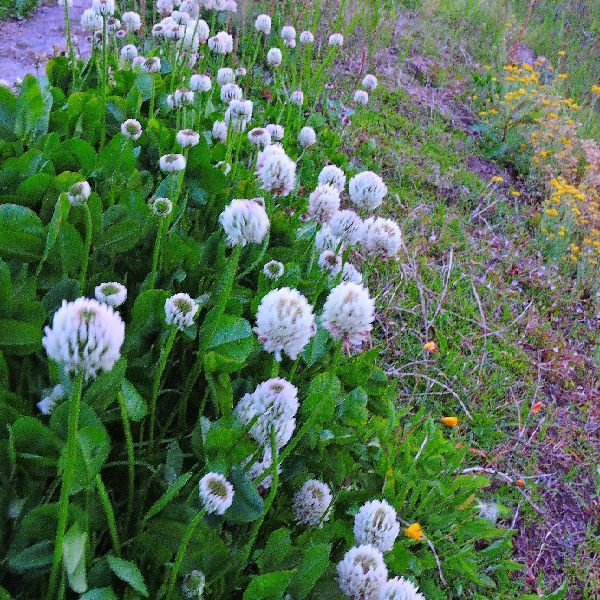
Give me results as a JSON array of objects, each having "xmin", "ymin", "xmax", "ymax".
[
  {"xmin": 46, "ymin": 372, "xmax": 84, "ymax": 600},
  {"xmin": 164, "ymin": 508, "xmax": 207, "ymax": 600},
  {"xmin": 149, "ymin": 325, "xmax": 178, "ymax": 443},
  {"xmin": 79, "ymin": 203, "xmax": 93, "ymax": 289},
  {"xmin": 117, "ymin": 390, "xmax": 135, "ymax": 530},
  {"xmin": 95, "ymin": 474, "xmax": 121, "ymax": 556},
  {"xmin": 149, "ymin": 218, "xmax": 166, "ymax": 290}
]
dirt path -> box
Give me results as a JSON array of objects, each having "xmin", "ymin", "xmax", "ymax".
[{"xmin": 0, "ymin": 0, "xmax": 90, "ymax": 85}]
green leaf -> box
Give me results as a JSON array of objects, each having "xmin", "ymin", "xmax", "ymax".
[
  {"xmin": 0, "ymin": 204, "xmax": 45, "ymax": 261},
  {"xmin": 0, "ymin": 84, "xmax": 17, "ymax": 141},
  {"xmin": 107, "ymin": 555, "xmax": 149, "ymax": 597},
  {"xmin": 15, "ymin": 75, "xmax": 53, "ymax": 141},
  {"xmin": 142, "ymin": 472, "xmax": 192, "ymax": 524},
  {"xmin": 242, "ymin": 570, "xmax": 294, "ymax": 600},
  {"xmin": 288, "ymin": 544, "xmax": 331, "ymax": 599},
  {"xmin": 41, "ymin": 278, "xmax": 82, "ymax": 314},
  {"xmin": 83, "ymin": 358, "xmax": 127, "ymax": 412},
  {"xmin": 0, "ymin": 259, "xmax": 12, "ymax": 312},
  {"xmin": 225, "ymin": 466, "xmax": 264, "ymax": 523},
  {"xmin": 300, "ymin": 372, "xmax": 340, "ymax": 423},
  {"xmin": 7, "ymin": 540, "xmax": 53, "ymax": 571},
  {"xmin": 256, "ymin": 528, "xmax": 292, "ymax": 572},
  {"xmin": 97, "ymin": 220, "xmax": 143, "ymax": 255},
  {"xmin": 120, "ymin": 379, "xmax": 147, "ymax": 421},
  {"xmin": 72, "ymin": 426, "xmax": 110, "ymax": 490},
  {"xmin": 339, "ymin": 388, "xmax": 369, "ymax": 427},
  {"xmin": 37, "ymin": 195, "xmax": 70, "ymax": 274},
  {"xmin": 80, "ymin": 589, "xmax": 119, "ymax": 600},
  {"xmin": 63, "ymin": 522, "xmax": 88, "ymax": 593}
]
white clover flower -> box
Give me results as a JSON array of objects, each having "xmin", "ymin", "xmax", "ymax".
[
  {"xmin": 131, "ymin": 56, "xmax": 145, "ymax": 70},
  {"xmin": 174, "ymin": 129, "xmax": 198, "ymax": 148},
  {"xmin": 294, "ymin": 480, "xmax": 333, "ymax": 527},
  {"xmin": 141, "ymin": 56, "xmax": 161, "ymax": 73},
  {"xmin": 244, "ymin": 447, "xmax": 278, "ymax": 489},
  {"xmin": 172, "ymin": 10, "xmax": 191, "ymax": 25},
  {"xmin": 217, "ymin": 67, "xmax": 235, "ymax": 86},
  {"xmin": 281, "ymin": 25, "xmax": 296, "ymax": 47},
  {"xmin": 160, "ymin": 153, "xmax": 186, "ymax": 172},
  {"xmin": 248, "ymin": 127, "xmax": 272, "ymax": 148},
  {"xmin": 361, "ymin": 217, "xmax": 401, "ymax": 260},
  {"xmin": 121, "ymin": 11, "xmax": 142, "ymax": 31},
  {"xmin": 37, "ymin": 384, "xmax": 66, "ymax": 416},
  {"xmin": 66, "ymin": 181, "xmax": 91, "ymax": 206},
  {"xmin": 180, "ymin": 0, "xmax": 199, "ymax": 19},
  {"xmin": 198, "ymin": 0, "xmax": 214, "ymax": 7},
  {"xmin": 95, "ymin": 282, "xmax": 127, "ymax": 308},
  {"xmin": 182, "ymin": 19, "xmax": 210, "ymax": 50},
  {"xmin": 92, "ymin": 0, "xmax": 114, "ymax": 16},
  {"xmin": 349, "ymin": 171, "xmax": 387, "ymax": 211},
  {"xmin": 362, "ymin": 74, "xmax": 378, "ymax": 91},
  {"xmin": 43, "ymin": 298, "xmax": 125, "ymax": 380},
  {"xmin": 354, "ymin": 500, "xmax": 400, "ymax": 553},
  {"xmin": 181, "ymin": 570, "xmax": 206, "ymax": 599},
  {"xmin": 220, "ymin": 82, "xmax": 242, "ymax": 103},
  {"xmin": 156, "ymin": 0, "xmax": 173, "ymax": 15},
  {"xmin": 378, "ymin": 577, "xmax": 426, "ymax": 600},
  {"xmin": 208, "ymin": 31, "xmax": 233, "ymax": 54},
  {"xmin": 267, "ymin": 47, "xmax": 282, "ymax": 67},
  {"xmin": 308, "ymin": 184, "xmax": 340, "ymax": 224},
  {"xmin": 254, "ymin": 288, "xmax": 316, "ymax": 361},
  {"xmin": 266, "ymin": 123, "xmax": 284, "ymax": 141},
  {"xmin": 151, "ymin": 197, "xmax": 173, "ymax": 217},
  {"xmin": 168, "ymin": 87, "xmax": 195, "ymax": 109},
  {"xmin": 235, "ymin": 67, "xmax": 247, "ymax": 77},
  {"xmin": 329, "ymin": 33, "xmax": 344, "ymax": 46},
  {"xmin": 198, "ymin": 472, "xmax": 234, "ymax": 515},
  {"xmin": 165, "ymin": 293, "xmax": 199, "ymax": 330},
  {"xmin": 121, "ymin": 118, "xmax": 142, "ymax": 140},
  {"xmin": 318, "ymin": 250, "xmax": 342, "ymax": 278},
  {"xmin": 298, "ymin": 126, "xmax": 316, "ymax": 148},
  {"xmin": 315, "ymin": 225, "xmax": 340, "ymax": 253},
  {"xmin": 337, "ymin": 545, "xmax": 387, "ymax": 600},
  {"xmin": 263, "ymin": 260, "xmax": 284, "ymax": 280},
  {"xmin": 81, "ymin": 8, "xmax": 102, "ymax": 31},
  {"xmin": 255, "ymin": 14, "xmax": 272, "ymax": 34},
  {"xmin": 319, "ymin": 164, "xmax": 346, "ymax": 192},
  {"xmin": 354, "ymin": 90, "xmax": 369, "ymax": 105},
  {"xmin": 330, "ymin": 209, "xmax": 363, "ymax": 245},
  {"xmin": 190, "ymin": 73, "xmax": 212, "ymax": 92},
  {"xmin": 120, "ymin": 44, "xmax": 138, "ymax": 61},
  {"xmin": 224, "ymin": 99, "xmax": 253, "ymax": 131},
  {"xmin": 215, "ymin": 161, "xmax": 231, "ymax": 175},
  {"xmin": 342, "ymin": 262, "xmax": 363, "ymax": 285},
  {"xmin": 216, "ymin": 0, "xmax": 237, "ymax": 12},
  {"xmin": 476, "ymin": 501, "xmax": 500, "ymax": 523},
  {"xmin": 290, "ymin": 90, "xmax": 304, "ymax": 105},
  {"xmin": 234, "ymin": 378, "xmax": 298, "ymax": 448},
  {"xmin": 212, "ymin": 120, "xmax": 228, "ymax": 142},
  {"xmin": 180, "ymin": 51, "xmax": 199, "ymax": 68},
  {"xmin": 219, "ymin": 199, "xmax": 269, "ymax": 247},
  {"xmin": 106, "ymin": 16, "xmax": 121, "ymax": 32},
  {"xmin": 322, "ymin": 283, "xmax": 375, "ymax": 351},
  {"xmin": 300, "ymin": 30, "xmax": 314, "ymax": 44},
  {"xmin": 256, "ymin": 144, "xmax": 296, "ymax": 197}
]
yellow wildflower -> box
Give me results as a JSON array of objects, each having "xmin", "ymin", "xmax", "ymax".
[
  {"xmin": 441, "ymin": 416, "xmax": 458, "ymax": 427},
  {"xmin": 404, "ymin": 523, "xmax": 424, "ymax": 540},
  {"xmin": 491, "ymin": 176, "xmax": 504, "ymax": 183}
]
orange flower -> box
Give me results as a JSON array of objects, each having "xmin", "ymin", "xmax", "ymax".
[
  {"xmin": 531, "ymin": 402, "xmax": 543, "ymax": 413},
  {"xmin": 404, "ymin": 522, "xmax": 423, "ymax": 540},
  {"xmin": 441, "ymin": 416, "xmax": 458, "ymax": 427},
  {"xmin": 516, "ymin": 479, "xmax": 524, "ymax": 487},
  {"xmin": 423, "ymin": 341, "xmax": 439, "ymax": 354}
]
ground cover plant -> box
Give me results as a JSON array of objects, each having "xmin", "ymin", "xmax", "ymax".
[{"xmin": 0, "ymin": 0, "xmax": 598, "ymax": 599}]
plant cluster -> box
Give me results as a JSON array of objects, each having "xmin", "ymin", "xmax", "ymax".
[{"xmin": 0, "ymin": 1, "xmax": 515, "ymax": 599}]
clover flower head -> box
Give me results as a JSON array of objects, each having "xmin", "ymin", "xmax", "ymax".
[
  {"xmin": 43, "ymin": 298, "xmax": 125, "ymax": 380},
  {"xmin": 342, "ymin": 262, "xmax": 363, "ymax": 285},
  {"xmin": 66, "ymin": 181, "xmax": 91, "ymax": 206},
  {"xmin": 182, "ymin": 19, "xmax": 210, "ymax": 50},
  {"xmin": 217, "ymin": 67, "xmax": 236, "ymax": 86},
  {"xmin": 181, "ymin": 570, "xmax": 206, "ymax": 599},
  {"xmin": 92, "ymin": 0, "xmax": 115, "ymax": 16},
  {"xmin": 293, "ymin": 480, "xmax": 333, "ymax": 527},
  {"xmin": 263, "ymin": 260, "xmax": 284, "ymax": 280},
  {"xmin": 165, "ymin": 293, "xmax": 199, "ymax": 330},
  {"xmin": 315, "ymin": 225, "xmax": 341, "ymax": 253},
  {"xmin": 254, "ymin": 288, "xmax": 316, "ymax": 360},
  {"xmin": 244, "ymin": 447, "xmax": 279, "ymax": 490},
  {"xmin": 322, "ymin": 283, "xmax": 375, "ymax": 351},
  {"xmin": 180, "ymin": 0, "xmax": 199, "ymax": 18},
  {"xmin": 378, "ymin": 577, "xmax": 426, "ymax": 600},
  {"xmin": 141, "ymin": 56, "xmax": 161, "ymax": 73},
  {"xmin": 476, "ymin": 501, "xmax": 500, "ymax": 523},
  {"xmin": 349, "ymin": 171, "xmax": 387, "ymax": 211},
  {"xmin": 267, "ymin": 47, "xmax": 282, "ymax": 67},
  {"xmin": 220, "ymin": 83, "xmax": 242, "ymax": 103},
  {"xmin": 37, "ymin": 384, "xmax": 66, "ymax": 415},
  {"xmin": 219, "ymin": 199, "xmax": 269, "ymax": 247},
  {"xmin": 290, "ymin": 90, "xmax": 304, "ymax": 105},
  {"xmin": 120, "ymin": 44, "xmax": 138, "ymax": 61},
  {"xmin": 300, "ymin": 30, "xmax": 314, "ymax": 44},
  {"xmin": 167, "ymin": 87, "xmax": 195, "ymax": 109},
  {"xmin": 198, "ymin": 0, "xmax": 214, "ymax": 8},
  {"xmin": 172, "ymin": 10, "xmax": 190, "ymax": 25},
  {"xmin": 177, "ymin": 128, "xmax": 200, "ymax": 148},
  {"xmin": 248, "ymin": 127, "xmax": 272, "ymax": 148},
  {"xmin": 318, "ymin": 250, "xmax": 342, "ymax": 278},
  {"xmin": 362, "ymin": 74, "xmax": 378, "ymax": 91},
  {"xmin": 354, "ymin": 500, "xmax": 400, "ymax": 553},
  {"xmin": 208, "ymin": 31, "xmax": 233, "ymax": 54},
  {"xmin": 361, "ymin": 217, "xmax": 401, "ymax": 259},
  {"xmin": 212, "ymin": 120, "xmax": 228, "ymax": 142},
  {"xmin": 156, "ymin": 0, "xmax": 173, "ymax": 15},
  {"xmin": 318, "ymin": 164, "xmax": 346, "ymax": 192},
  {"xmin": 330, "ymin": 209, "xmax": 363, "ymax": 245},
  {"xmin": 256, "ymin": 144, "xmax": 296, "ymax": 197},
  {"xmin": 151, "ymin": 197, "xmax": 172, "ymax": 217},
  {"xmin": 160, "ymin": 153, "xmax": 187, "ymax": 172},
  {"xmin": 225, "ymin": 99, "xmax": 253, "ymax": 131},
  {"xmin": 266, "ymin": 123, "xmax": 284, "ymax": 141},
  {"xmin": 190, "ymin": 73, "xmax": 212, "ymax": 92},
  {"xmin": 81, "ymin": 8, "xmax": 102, "ymax": 30},
  {"xmin": 354, "ymin": 90, "xmax": 369, "ymax": 105},
  {"xmin": 329, "ymin": 32, "xmax": 344, "ymax": 46},
  {"xmin": 337, "ymin": 545, "xmax": 387, "ymax": 600},
  {"xmin": 95, "ymin": 282, "xmax": 127, "ymax": 308},
  {"xmin": 298, "ymin": 126, "xmax": 316, "ymax": 148},
  {"xmin": 120, "ymin": 118, "xmax": 142, "ymax": 140},
  {"xmin": 235, "ymin": 67, "xmax": 247, "ymax": 77},
  {"xmin": 308, "ymin": 184, "xmax": 341, "ymax": 224},
  {"xmin": 281, "ymin": 25, "xmax": 296, "ymax": 46},
  {"xmin": 234, "ymin": 378, "xmax": 298, "ymax": 448},
  {"xmin": 198, "ymin": 472, "xmax": 234, "ymax": 515},
  {"xmin": 255, "ymin": 13, "xmax": 271, "ymax": 34}
]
